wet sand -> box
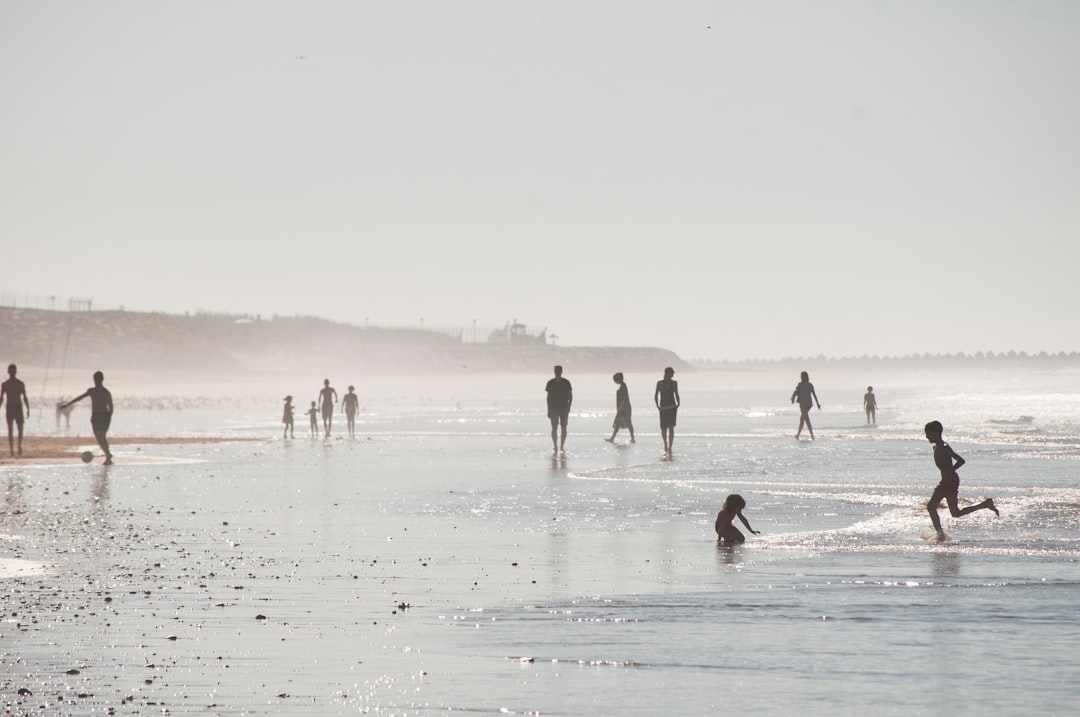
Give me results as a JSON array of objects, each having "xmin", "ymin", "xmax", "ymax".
[
  {"xmin": 0, "ymin": 435, "xmax": 261, "ymax": 466},
  {"xmin": 5, "ymin": 373, "xmax": 1080, "ymax": 716}
]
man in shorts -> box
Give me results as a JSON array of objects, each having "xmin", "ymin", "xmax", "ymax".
[
  {"xmin": 318, "ymin": 379, "xmax": 338, "ymax": 437},
  {"xmin": 545, "ymin": 365, "xmax": 573, "ymax": 454},
  {"xmin": 654, "ymin": 366, "xmax": 680, "ymax": 456},
  {"xmin": 60, "ymin": 371, "xmax": 114, "ymax": 464},
  {"xmin": 1, "ymin": 364, "xmax": 30, "ymax": 457}
]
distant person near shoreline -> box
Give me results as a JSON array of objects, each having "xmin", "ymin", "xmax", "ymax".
[
  {"xmin": 282, "ymin": 396, "xmax": 295, "ymax": 438},
  {"xmin": 864, "ymin": 386, "xmax": 877, "ymax": 425},
  {"xmin": 1, "ymin": 364, "xmax": 30, "ymax": 457},
  {"xmin": 924, "ymin": 420, "xmax": 998, "ymax": 541},
  {"xmin": 60, "ymin": 371, "xmax": 114, "ymax": 464},
  {"xmin": 318, "ymin": 379, "xmax": 338, "ymax": 437},
  {"xmin": 790, "ymin": 371, "xmax": 821, "ymax": 440},
  {"xmin": 342, "ymin": 385, "xmax": 359, "ymax": 439},
  {"xmin": 606, "ymin": 372, "xmax": 635, "ymax": 444},
  {"xmin": 56, "ymin": 400, "xmax": 74, "ymax": 428},
  {"xmin": 654, "ymin": 367, "xmax": 680, "ymax": 456},
  {"xmin": 545, "ymin": 365, "xmax": 572, "ymax": 454}
]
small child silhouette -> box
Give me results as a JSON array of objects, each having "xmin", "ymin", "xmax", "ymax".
[{"xmin": 715, "ymin": 494, "xmax": 760, "ymax": 543}]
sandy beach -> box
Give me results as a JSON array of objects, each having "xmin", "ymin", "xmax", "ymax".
[{"xmin": 0, "ymin": 435, "xmax": 260, "ymax": 466}]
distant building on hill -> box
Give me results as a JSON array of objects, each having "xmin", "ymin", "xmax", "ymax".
[{"xmin": 488, "ymin": 320, "xmax": 547, "ymax": 345}]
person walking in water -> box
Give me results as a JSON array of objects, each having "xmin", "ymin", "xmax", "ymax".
[
  {"xmin": 282, "ymin": 396, "xmax": 295, "ymax": 439},
  {"xmin": 60, "ymin": 371, "xmax": 114, "ymax": 464},
  {"xmin": 318, "ymin": 379, "xmax": 338, "ymax": 437},
  {"xmin": 924, "ymin": 420, "xmax": 999, "ymax": 541},
  {"xmin": 342, "ymin": 385, "xmax": 360, "ymax": 439},
  {"xmin": 1, "ymin": 364, "xmax": 30, "ymax": 457},
  {"xmin": 715, "ymin": 494, "xmax": 760, "ymax": 544},
  {"xmin": 545, "ymin": 365, "xmax": 573, "ymax": 454},
  {"xmin": 863, "ymin": 386, "xmax": 878, "ymax": 425},
  {"xmin": 306, "ymin": 401, "xmax": 319, "ymax": 436},
  {"xmin": 790, "ymin": 371, "xmax": 821, "ymax": 440},
  {"xmin": 654, "ymin": 367, "xmax": 680, "ymax": 456},
  {"xmin": 605, "ymin": 372, "xmax": 635, "ymax": 444},
  {"xmin": 604, "ymin": 371, "xmax": 635, "ymax": 444}
]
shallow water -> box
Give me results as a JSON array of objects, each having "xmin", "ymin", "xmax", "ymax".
[{"xmin": 3, "ymin": 368, "xmax": 1079, "ymax": 715}]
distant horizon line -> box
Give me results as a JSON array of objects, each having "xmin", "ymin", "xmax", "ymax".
[{"xmin": 691, "ymin": 351, "xmax": 1080, "ymax": 365}]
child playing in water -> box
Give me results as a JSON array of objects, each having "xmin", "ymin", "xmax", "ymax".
[
  {"xmin": 715, "ymin": 494, "xmax": 760, "ymax": 543},
  {"xmin": 306, "ymin": 401, "xmax": 319, "ymax": 436},
  {"xmin": 924, "ymin": 420, "xmax": 999, "ymax": 540}
]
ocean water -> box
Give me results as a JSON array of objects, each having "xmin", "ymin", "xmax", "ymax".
[{"xmin": 3, "ymin": 367, "xmax": 1079, "ymax": 716}]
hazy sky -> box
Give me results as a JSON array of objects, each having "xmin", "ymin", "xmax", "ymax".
[{"xmin": 3, "ymin": 1, "xmax": 1078, "ymax": 360}]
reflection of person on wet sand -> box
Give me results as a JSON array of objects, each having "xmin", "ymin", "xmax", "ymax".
[
  {"xmin": 1, "ymin": 364, "xmax": 30, "ymax": 457},
  {"xmin": 318, "ymin": 379, "xmax": 337, "ymax": 437},
  {"xmin": 605, "ymin": 372, "xmax": 635, "ymax": 444},
  {"xmin": 925, "ymin": 420, "xmax": 998, "ymax": 541},
  {"xmin": 715, "ymin": 494, "xmax": 760, "ymax": 544},
  {"xmin": 790, "ymin": 371, "xmax": 820, "ymax": 440},
  {"xmin": 864, "ymin": 386, "xmax": 877, "ymax": 425},
  {"xmin": 282, "ymin": 396, "xmax": 295, "ymax": 439},
  {"xmin": 342, "ymin": 385, "xmax": 359, "ymax": 439},
  {"xmin": 545, "ymin": 365, "xmax": 572, "ymax": 454},
  {"xmin": 60, "ymin": 371, "xmax": 114, "ymax": 465},
  {"xmin": 654, "ymin": 367, "xmax": 679, "ymax": 455}
]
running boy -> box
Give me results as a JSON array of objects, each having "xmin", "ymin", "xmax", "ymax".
[{"xmin": 924, "ymin": 420, "xmax": 998, "ymax": 540}]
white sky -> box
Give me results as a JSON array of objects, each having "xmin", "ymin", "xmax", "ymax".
[{"xmin": 2, "ymin": 0, "xmax": 1078, "ymax": 360}]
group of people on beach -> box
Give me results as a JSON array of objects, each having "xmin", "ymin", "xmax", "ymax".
[
  {"xmin": 0, "ymin": 361, "xmax": 998, "ymax": 543},
  {"xmin": 789, "ymin": 372, "xmax": 879, "ymax": 439},
  {"xmin": 545, "ymin": 365, "xmax": 682, "ymax": 456},
  {"xmin": 547, "ymin": 366, "xmax": 998, "ymax": 543},
  {"xmin": 0, "ymin": 364, "xmax": 115, "ymax": 464},
  {"xmin": 282, "ymin": 379, "xmax": 361, "ymax": 439}
]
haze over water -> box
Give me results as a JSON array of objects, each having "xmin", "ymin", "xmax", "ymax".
[
  {"xmin": 4, "ymin": 1, "xmax": 1079, "ymax": 360},
  {"xmin": 3, "ymin": 364, "xmax": 1078, "ymax": 715}
]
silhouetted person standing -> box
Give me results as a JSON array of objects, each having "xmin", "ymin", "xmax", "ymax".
[
  {"xmin": 864, "ymin": 386, "xmax": 877, "ymax": 425},
  {"xmin": 61, "ymin": 371, "xmax": 114, "ymax": 464},
  {"xmin": 1, "ymin": 364, "xmax": 30, "ymax": 457},
  {"xmin": 654, "ymin": 367, "xmax": 680, "ymax": 455},
  {"xmin": 318, "ymin": 379, "xmax": 337, "ymax": 437},
  {"xmin": 791, "ymin": 371, "xmax": 820, "ymax": 440},
  {"xmin": 56, "ymin": 401, "xmax": 74, "ymax": 428},
  {"xmin": 282, "ymin": 396, "xmax": 295, "ymax": 438},
  {"xmin": 545, "ymin": 365, "xmax": 572, "ymax": 454},
  {"xmin": 605, "ymin": 372, "xmax": 635, "ymax": 444},
  {"xmin": 342, "ymin": 385, "xmax": 359, "ymax": 439}
]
